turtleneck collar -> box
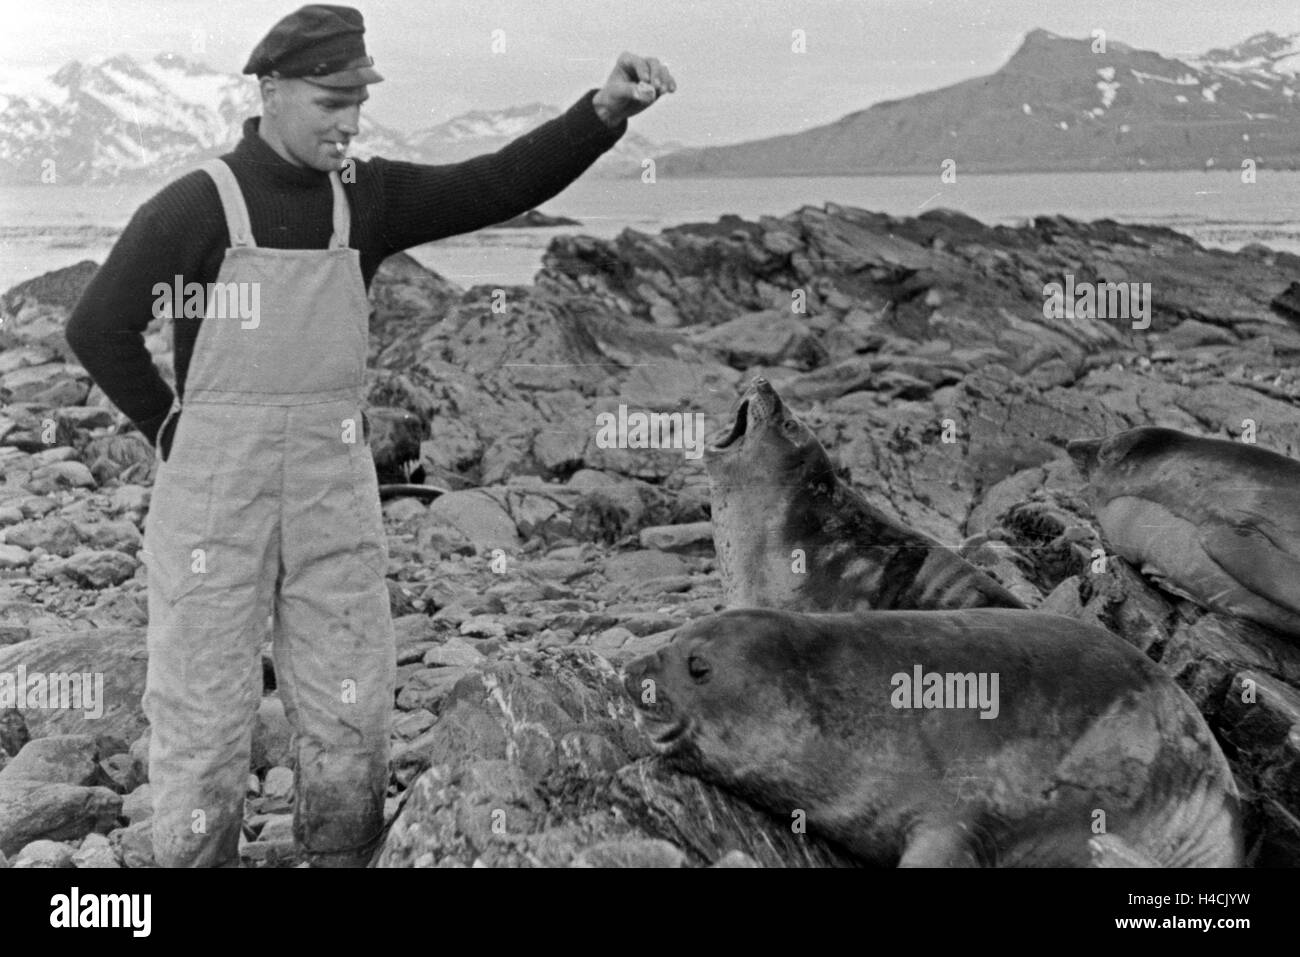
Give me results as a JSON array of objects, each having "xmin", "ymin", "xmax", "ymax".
[{"xmin": 233, "ymin": 116, "xmax": 331, "ymax": 187}]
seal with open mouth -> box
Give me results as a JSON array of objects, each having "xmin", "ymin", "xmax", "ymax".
[
  {"xmin": 1068, "ymin": 426, "xmax": 1300, "ymax": 639},
  {"xmin": 622, "ymin": 608, "xmax": 1243, "ymax": 867},
  {"xmin": 704, "ymin": 377, "xmax": 1024, "ymax": 612}
]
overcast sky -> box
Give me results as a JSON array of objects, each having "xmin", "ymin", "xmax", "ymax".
[{"xmin": 2, "ymin": 0, "xmax": 1298, "ymax": 145}]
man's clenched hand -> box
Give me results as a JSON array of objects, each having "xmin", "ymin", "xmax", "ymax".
[{"xmin": 592, "ymin": 52, "xmax": 676, "ymax": 128}]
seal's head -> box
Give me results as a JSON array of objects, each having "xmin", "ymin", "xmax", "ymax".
[
  {"xmin": 621, "ymin": 609, "xmax": 827, "ymax": 793},
  {"xmin": 705, "ymin": 378, "xmax": 834, "ymax": 490},
  {"xmin": 1067, "ymin": 426, "xmax": 1191, "ymax": 500}
]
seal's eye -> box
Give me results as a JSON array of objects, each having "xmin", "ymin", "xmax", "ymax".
[{"xmin": 687, "ymin": 654, "xmax": 711, "ymax": 682}]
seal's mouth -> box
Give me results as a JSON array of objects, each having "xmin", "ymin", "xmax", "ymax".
[
  {"xmin": 712, "ymin": 400, "xmax": 749, "ymax": 451},
  {"xmin": 1066, "ymin": 437, "xmax": 1102, "ymax": 477},
  {"xmin": 710, "ymin": 377, "xmax": 784, "ymax": 453},
  {"xmin": 629, "ymin": 697, "xmax": 693, "ymax": 754},
  {"xmin": 644, "ymin": 716, "xmax": 694, "ymax": 753}
]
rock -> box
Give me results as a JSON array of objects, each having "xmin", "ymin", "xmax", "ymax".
[
  {"xmin": 0, "ymin": 779, "xmax": 122, "ymax": 855},
  {"xmin": 1164, "ymin": 319, "xmax": 1237, "ymax": 350},
  {"xmin": 128, "ymin": 734, "xmax": 148, "ymax": 784},
  {"xmin": 0, "ymin": 628, "xmax": 148, "ymax": 741},
  {"xmin": 30, "ymin": 446, "xmax": 78, "ymax": 467},
  {"xmin": 43, "ymin": 549, "xmax": 138, "ymax": 588},
  {"xmin": 377, "ymin": 647, "xmax": 855, "ymax": 868},
  {"xmin": 3, "ymin": 516, "xmax": 79, "ymax": 556},
  {"xmin": 1270, "ymin": 281, "xmax": 1300, "ymax": 322},
  {"xmin": 0, "ymin": 544, "xmax": 32, "ymax": 569},
  {"xmin": 0, "ymin": 734, "xmax": 108, "ymax": 787},
  {"xmin": 392, "ymin": 709, "xmax": 437, "ymax": 742},
  {"xmin": 121, "ymin": 785, "xmax": 153, "ymax": 824},
  {"xmin": 28, "ymin": 460, "xmax": 96, "ymax": 491},
  {"xmin": 0, "ymin": 601, "xmax": 51, "ymax": 645},
  {"xmin": 84, "ymin": 590, "xmax": 148, "ymax": 629},
  {"xmin": 571, "ymin": 838, "xmax": 686, "ymax": 868},
  {"xmin": 712, "ymin": 849, "xmax": 761, "ymax": 867},
  {"xmin": 638, "ymin": 522, "xmax": 714, "ymax": 554},
  {"xmin": 396, "ymin": 667, "xmax": 469, "ymax": 712},
  {"xmin": 0, "ymin": 710, "xmax": 28, "ymax": 758},
  {"xmin": 488, "ymin": 209, "xmax": 581, "ymax": 229},
  {"xmin": 13, "ymin": 839, "xmax": 76, "ymax": 868},
  {"xmin": 0, "ymin": 344, "xmax": 58, "ymax": 376},
  {"xmin": 72, "ymin": 832, "xmax": 120, "ymax": 868},
  {"xmin": 72, "ymin": 519, "xmax": 142, "ymax": 553},
  {"xmin": 97, "ymin": 753, "xmax": 142, "ymax": 793},
  {"xmin": 589, "ymin": 626, "xmax": 636, "ymax": 660},
  {"xmin": 422, "ymin": 637, "xmax": 486, "ymax": 669},
  {"xmin": 568, "ymin": 471, "xmax": 652, "ymax": 543},
  {"xmin": 601, "ymin": 550, "xmax": 691, "ymax": 584},
  {"xmin": 458, "ymin": 617, "xmax": 507, "ymax": 640},
  {"xmin": 608, "ymin": 630, "xmax": 677, "ymax": 669},
  {"xmin": 617, "ymin": 612, "xmax": 684, "ymax": 637},
  {"xmin": 368, "ymin": 253, "xmax": 463, "ymax": 367},
  {"xmin": 692, "ymin": 309, "xmax": 827, "ymax": 370},
  {"xmin": 107, "ymin": 484, "xmax": 150, "ymax": 517},
  {"xmin": 114, "ymin": 820, "xmax": 154, "ymax": 868},
  {"xmin": 251, "ymin": 695, "xmax": 293, "ymax": 772},
  {"xmin": 0, "ymin": 260, "xmax": 97, "ymax": 331},
  {"xmin": 2, "ymin": 364, "xmax": 89, "ymax": 406},
  {"xmin": 262, "ymin": 766, "xmax": 295, "ymax": 808},
  {"xmin": 56, "ymin": 406, "xmax": 116, "ymax": 430},
  {"xmin": 256, "ymin": 813, "xmax": 295, "ymax": 844},
  {"xmin": 423, "ymin": 491, "xmax": 521, "ymax": 553}
]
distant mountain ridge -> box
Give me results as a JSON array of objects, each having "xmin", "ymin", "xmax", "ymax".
[
  {"xmin": 0, "ymin": 53, "xmax": 683, "ymax": 186},
  {"xmin": 5, "ymin": 29, "xmax": 1300, "ymax": 185},
  {"xmin": 655, "ymin": 28, "xmax": 1300, "ymax": 176}
]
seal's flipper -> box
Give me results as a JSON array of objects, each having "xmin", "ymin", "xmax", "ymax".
[
  {"xmin": 1088, "ymin": 835, "xmax": 1161, "ymax": 868},
  {"xmin": 897, "ymin": 823, "xmax": 980, "ymax": 867},
  {"xmin": 1202, "ymin": 525, "xmax": 1300, "ymax": 615},
  {"xmin": 1139, "ymin": 563, "xmax": 1203, "ymax": 605}
]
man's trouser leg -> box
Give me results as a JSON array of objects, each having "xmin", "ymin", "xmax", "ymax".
[
  {"xmin": 275, "ymin": 403, "xmax": 396, "ymax": 867},
  {"xmin": 142, "ymin": 441, "xmax": 279, "ymax": 868}
]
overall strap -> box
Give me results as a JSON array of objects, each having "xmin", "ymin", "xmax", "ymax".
[
  {"xmin": 328, "ymin": 170, "xmax": 351, "ymax": 250},
  {"xmin": 202, "ymin": 158, "xmax": 350, "ymax": 250},
  {"xmin": 200, "ymin": 158, "xmax": 256, "ymax": 248}
]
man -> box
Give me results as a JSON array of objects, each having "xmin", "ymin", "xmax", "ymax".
[{"xmin": 65, "ymin": 3, "xmax": 674, "ymax": 868}]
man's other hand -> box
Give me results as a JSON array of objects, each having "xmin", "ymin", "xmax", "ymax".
[{"xmin": 592, "ymin": 52, "xmax": 676, "ymax": 128}]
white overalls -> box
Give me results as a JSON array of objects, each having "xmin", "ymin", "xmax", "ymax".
[{"xmin": 141, "ymin": 158, "xmax": 396, "ymax": 867}]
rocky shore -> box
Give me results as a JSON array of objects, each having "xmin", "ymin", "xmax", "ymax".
[{"xmin": 1, "ymin": 202, "xmax": 1298, "ymax": 867}]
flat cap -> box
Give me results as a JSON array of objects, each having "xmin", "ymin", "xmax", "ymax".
[{"xmin": 243, "ymin": 4, "xmax": 383, "ymax": 87}]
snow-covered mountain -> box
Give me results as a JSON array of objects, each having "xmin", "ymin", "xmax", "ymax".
[
  {"xmin": 656, "ymin": 29, "xmax": 1300, "ymax": 176},
  {"xmin": 0, "ymin": 54, "xmax": 683, "ymax": 185},
  {"xmin": 1194, "ymin": 31, "xmax": 1300, "ymax": 78},
  {"xmin": 0, "ymin": 53, "xmax": 410, "ymax": 185},
  {"xmin": 411, "ymin": 100, "xmax": 682, "ymax": 175},
  {"xmin": 413, "ymin": 102, "xmax": 565, "ymax": 160}
]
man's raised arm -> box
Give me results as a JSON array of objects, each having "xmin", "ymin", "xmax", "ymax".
[{"xmin": 375, "ymin": 52, "xmax": 675, "ymax": 255}]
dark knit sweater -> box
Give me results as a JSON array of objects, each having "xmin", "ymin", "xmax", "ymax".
[{"xmin": 65, "ymin": 89, "xmax": 626, "ymax": 445}]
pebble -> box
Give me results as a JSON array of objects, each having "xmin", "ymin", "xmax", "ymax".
[{"xmin": 262, "ymin": 766, "xmax": 295, "ymax": 806}]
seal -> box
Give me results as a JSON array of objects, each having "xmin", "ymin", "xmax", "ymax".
[
  {"xmin": 365, "ymin": 406, "xmax": 447, "ymax": 501},
  {"xmin": 623, "ymin": 608, "xmax": 1243, "ymax": 867},
  {"xmin": 705, "ymin": 377, "xmax": 1025, "ymax": 612},
  {"xmin": 1068, "ymin": 426, "xmax": 1300, "ymax": 638}
]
